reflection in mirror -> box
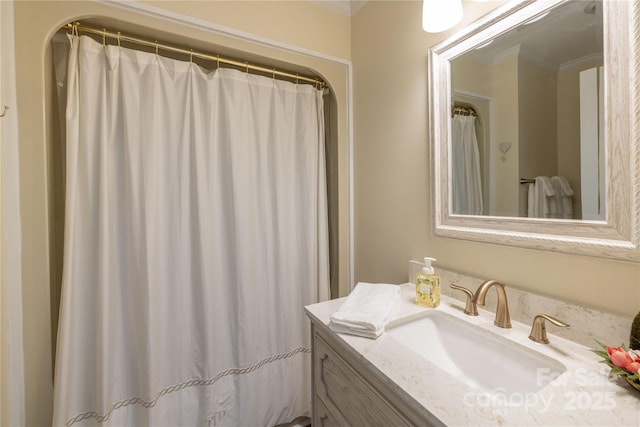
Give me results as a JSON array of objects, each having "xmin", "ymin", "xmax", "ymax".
[
  {"xmin": 450, "ymin": 1, "xmax": 603, "ymax": 220},
  {"xmin": 428, "ymin": 0, "xmax": 640, "ymax": 261}
]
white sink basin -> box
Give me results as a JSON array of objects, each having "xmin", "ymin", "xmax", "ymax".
[{"xmin": 386, "ymin": 310, "xmax": 566, "ymax": 394}]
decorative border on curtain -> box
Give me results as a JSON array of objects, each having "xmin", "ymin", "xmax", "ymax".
[{"xmin": 65, "ymin": 346, "xmax": 311, "ymax": 426}]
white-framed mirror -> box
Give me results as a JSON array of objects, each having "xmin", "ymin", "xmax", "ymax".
[{"xmin": 428, "ymin": 0, "xmax": 640, "ymax": 262}]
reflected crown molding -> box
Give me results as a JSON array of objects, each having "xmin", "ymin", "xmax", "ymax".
[{"xmin": 311, "ymin": 0, "xmax": 367, "ymax": 16}]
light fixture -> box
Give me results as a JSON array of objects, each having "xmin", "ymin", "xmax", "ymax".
[{"xmin": 422, "ymin": 0, "xmax": 463, "ymax": 33}]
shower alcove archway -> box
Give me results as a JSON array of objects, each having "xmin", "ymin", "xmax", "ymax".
[
  {"xmin": 47, "ymin": 14, "xmax": 344, "ymax": 360},
  {"xmin": 16, "ymin": 1, "xmax": 352, "ymax": 424}
]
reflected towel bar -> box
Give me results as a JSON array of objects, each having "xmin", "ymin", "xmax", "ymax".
[{"xmin": 520, "ymin": 178, "xmax": 535, "ymax": 184}]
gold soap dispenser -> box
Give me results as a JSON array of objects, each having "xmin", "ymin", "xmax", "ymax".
[{"xmin": 415, "ymin": 257, "xmax": 440, "ymax": 308}]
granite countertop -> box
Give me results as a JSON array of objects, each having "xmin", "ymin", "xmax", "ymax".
[{"xmin": 305, "ymin": 283, "xmax": 640, "ymax": 426}]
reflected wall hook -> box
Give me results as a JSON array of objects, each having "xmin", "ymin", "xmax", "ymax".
[
  {"xmin": 0, "ymin": 106, "xmax": 9, "ymax": 118},
  {"xmin": 498, "ymin": 141, "xmax": 512, "ymax": 161}
]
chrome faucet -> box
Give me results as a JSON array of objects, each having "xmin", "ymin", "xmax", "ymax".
[{"xmin": 472, "ymin": 280, "xmax": 511, "ymax": 328}]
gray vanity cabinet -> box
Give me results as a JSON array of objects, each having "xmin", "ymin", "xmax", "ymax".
[{"xmin": 311, "ymin": 324, "xmax": 433, "ymax": 427}]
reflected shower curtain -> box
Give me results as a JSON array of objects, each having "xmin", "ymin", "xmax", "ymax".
[
  {"xmin": 451, "ymin": 114, "xmax": 483, "ymax": 215},
  {"xmin": 53, "ymin": 35, "xmax": 329, "ymax": 427}
]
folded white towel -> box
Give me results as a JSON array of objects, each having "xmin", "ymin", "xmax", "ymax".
[
  {"xmin": 329, "ymin": 282, "xmax": 400, "ymax": 339},
  {"xmin": 551, "ymin": 176, "xmax": 574, "ymax": 219},
  {"xmin": 527, "ymin": 183, "xmax": 536, "ymax": 218},
  {"xmin": 528, "ymin": 176, "xmax": 556, "ymax": 218},
  {"xmin": 551, "ymin": 176, "xmax": 574, "ymax": 197}
]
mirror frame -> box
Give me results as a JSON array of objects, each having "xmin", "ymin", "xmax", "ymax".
[{"xmin": 428, "ymin": 0, "xmax": 640, "ymax": 262}]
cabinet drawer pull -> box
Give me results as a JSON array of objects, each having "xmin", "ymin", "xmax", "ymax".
[
  {"xmin": 320, "ymin": 354, "xmax": 329, "ymax": 391},
  {"xmin": 320, "ymin": 414, "xmax": 328, "ymax": 427}
]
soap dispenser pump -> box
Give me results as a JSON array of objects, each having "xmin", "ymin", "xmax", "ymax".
[{"xmin": 415, "ymin": 257, "xmax": 440, "ymax": 308}]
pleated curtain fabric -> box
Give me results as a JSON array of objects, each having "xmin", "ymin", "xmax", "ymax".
[
  {"xmin": 451, "ymin": 114, "xmax": 483, "ymax": 215},
  {"xmin": 53, "ymin": 34, "xmax": 329, "ymax": 426}
]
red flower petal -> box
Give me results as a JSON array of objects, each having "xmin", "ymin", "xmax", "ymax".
[
  {"xmin": 626, "ymin": 361, "xmax": 640, "ymax": 374},
  {"xmin": 609, "ymin": 348, "xmax": 633, "ymax": 369}
]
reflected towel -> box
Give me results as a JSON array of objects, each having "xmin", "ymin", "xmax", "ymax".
[
  {"xmin": 329, "ymin": 282, "xmax": 400, "ymax": 339},
  {"xmin": 528, "ymin": 176, "xmax": 555, "ymax": 218},
  {"xmin": 551, "ymin": 176, "xmax": 574, "ymax": 197},
  {"xmin": 551, "ymin": 176, "xmax": 574, "ymax": 219}
]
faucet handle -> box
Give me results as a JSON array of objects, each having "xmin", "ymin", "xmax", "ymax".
[
  {"xmin": 449, "ymin": 284, "xmax": 478, "ymax": 316},
  {"xmin": 529, "ymin": 314, "xmax": 570, "ymax": 344}
]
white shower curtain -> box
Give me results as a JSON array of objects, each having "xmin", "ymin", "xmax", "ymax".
[
  {"xmin": 451, "ymin": 114, "xmax": 483, "ymax": 215},
  {"xmin": 53, "ymin": 34, "xmax": 329, "ymax": 427}
]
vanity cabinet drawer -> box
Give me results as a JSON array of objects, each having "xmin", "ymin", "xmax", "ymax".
[
  {"xmin": 313, "ymin": 394, "xmax": 345, "ymax": 427},
  {"xmin": 313, "ymin": 331, "xmax": 416, "ymax": 427}
]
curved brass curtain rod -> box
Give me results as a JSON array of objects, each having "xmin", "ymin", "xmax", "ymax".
[
  {"xmin": 63, "ymin": 22, "xmax": 327, "ymax": 89},
  {"xmin": 452, "ymin": 105, "xmax": 477, "ymax": 116}
]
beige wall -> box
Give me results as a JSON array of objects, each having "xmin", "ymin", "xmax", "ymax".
[
  {"xmin": 352, "ymin": 0, "xmax": 639, "ymax": 321},
  {"xmin": 557, "ymin": 66, "xmax": 582, "ymax": 217},
  {"xmin": 14, "ymin": 0, "xmax": 351, "ymax": 424},
  {"xmin": 143, "ymin": 0, "xmax": 351, "ymax": 60},
  {"xmin": 557, "ymin": 57, "xmax": 604, "ymax": 219},
  {"xmin": 518, "ymin": 57, "xmax": 557, "ymax": 216},
  {"xmin": 0, "ymin": 8, "xmax": 3, "ymax": 421},
  {"xmin": 492, "ymin": 55, "xmax": 519, "ymax": 216},
  {"xmin": 451, "ymin": 55, "xmax": 493, "ymax": 96}
]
